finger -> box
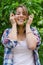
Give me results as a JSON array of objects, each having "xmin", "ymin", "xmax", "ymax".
[
  {"xmin": 13, "ymin": 16, "xmax": 17, "ymax": 22},
  {"xmin": 29, "ymin": 14, "xmax": 34, "ymax": 18},
  {"xmin": 29, "ymin": 15, "xmax": 32, "ymax": 18},
  {"xmin": 10, "ymin": 13, "xmax": 14, "ymax": 17},
  {"xmin": 31, "ymin": 14, "xmax": 34, "ymax": 18}
]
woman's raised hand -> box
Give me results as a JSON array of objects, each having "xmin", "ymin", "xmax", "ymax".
[
  {"xmin": 10, "ymin": 12, "xmax": 18, "ymax": 26},
  {"xmin": 8, "ymin": 13, "xmax": 18, "ymax": 40},
  {"xmin": 26, "ymin": 14, "xmax": 34, "ymax": 26}
]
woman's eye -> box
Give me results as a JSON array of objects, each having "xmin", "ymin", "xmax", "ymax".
[
  {"xmin": 16, "ymin": 12, "xmax": 20, "ymax": 15},
  {"xmin": 17, "ymin": 13, "xmax": 20, "ymax": 15},
  {"xmin": 23, "ymin": 13, "xmax": 26, "ymax": 15}
]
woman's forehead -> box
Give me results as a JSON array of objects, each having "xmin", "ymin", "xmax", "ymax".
[{"xmin": 16, "ymin": 7, "xmax": 24, "ymax": 13}]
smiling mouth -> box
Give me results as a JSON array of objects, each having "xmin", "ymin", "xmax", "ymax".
[
  {"xmin": 17, "ymin": 18, "xmax": 25, "ymax": 22},
  {"xmin": 19, "ymin": 19, "xmax": 24, "ymax": 22}
]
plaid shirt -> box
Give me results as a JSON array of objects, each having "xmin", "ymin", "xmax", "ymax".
[{"xmin": 1, "ymin": 27, "xmax": 41, "ymax": 65}]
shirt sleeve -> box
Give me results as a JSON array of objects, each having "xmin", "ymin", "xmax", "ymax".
[
  {"xmin": 31, "ymin": 27, "xmax": 41, "ymax": 49},
  {"xmin": 1, "ymin": 28, "xmax": 18, "ymax": 48}
]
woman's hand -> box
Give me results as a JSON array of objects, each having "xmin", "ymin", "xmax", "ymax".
[
  {"xmin": 10, "ymin": 12, "xmax": 18, "ymax": 26},
  {"xmin": 8, "ymin": 13, "xmax": 18, "ymax": 40},
  {"xmin": 26, "ymin": 14, "xmax": 34, "ymax": 26}
]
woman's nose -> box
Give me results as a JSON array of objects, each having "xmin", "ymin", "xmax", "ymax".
[{"xmin": 20, "ymin": 13, "xmax": 23, "ymax": 16}]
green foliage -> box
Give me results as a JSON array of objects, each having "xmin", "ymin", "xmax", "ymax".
[{"xmin": 0, "ymin": 0, "xmax": 43, "ymax": 65}]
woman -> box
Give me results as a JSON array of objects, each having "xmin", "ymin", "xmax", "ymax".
[{"xmin": 1, "ymin": 5, "xmax": 41, "ymax": 65}]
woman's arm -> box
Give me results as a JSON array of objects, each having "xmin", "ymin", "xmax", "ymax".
[
  {"xmin": 8, "ymin": 23, "xmax": 17, "ymax": 41},
  {"xmin": 26, "ymin": 15, "xmax": 41, "ymax": 50},
  {"xmin": 26, "ymin": 25, "xmax": 41, "ymax": 50},
  {"xmin": 1, "ymin": 13, "xmax": 18, "ymax": 48},
  {"xmin": 1, "ymin": 28, "xmax": 18, "ymax": 48}
]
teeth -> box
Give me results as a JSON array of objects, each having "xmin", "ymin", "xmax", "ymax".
[{"xmin": 19, "ymin": 19, "xmax": 23, "ymax": 22}]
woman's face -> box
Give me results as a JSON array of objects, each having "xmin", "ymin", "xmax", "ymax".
[{"xmin": 15, "ymin": 7, "xmax": 27, "ymax": 25}]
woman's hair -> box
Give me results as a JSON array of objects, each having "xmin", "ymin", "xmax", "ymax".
[
  {"xmin": 16, "ymin": 5, "xmax": 28, "ymax": 33},
  {"xmin": 16, "ymin": 4, "xmax": 29, "ymax": 18}
]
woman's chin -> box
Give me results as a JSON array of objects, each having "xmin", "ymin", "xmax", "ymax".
[
  {"xmin": 17, "ymin": 23, "xmax": 24, "ymax": 26},
  {"xmin": 17, "ymin": 22, "xmax": 24, "ymax": 26}
]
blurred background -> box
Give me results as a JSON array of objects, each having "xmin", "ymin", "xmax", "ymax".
[{"xmin": 0, "ymin": 0, "xmax": 43, "ymax": 65}]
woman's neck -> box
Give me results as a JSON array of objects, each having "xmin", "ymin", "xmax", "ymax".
[{"xmin": 17, "ymin": 25, "xmax": 25, "ymax": 36}]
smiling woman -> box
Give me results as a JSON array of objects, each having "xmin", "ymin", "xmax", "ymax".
[
  {"xmin": 10, "ymin": 5, "xmax": 28, "ymax": 26},
  {"xmin": 1, "ymin": 4, "xmax": 41, "ymax": 65}
]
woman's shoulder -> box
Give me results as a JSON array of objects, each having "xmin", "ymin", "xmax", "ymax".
[
  {"xmin": 30, "ymin": 26, "xmax": 38, "ymax": 31},
  {"xmin": 3, "ymin": 28, "xmax": 11, "ymax": 35},
  {"xmin": 31, "ymin": 26, "xmax": 37, "ymax": 31},
  {"xmin": 5, "ymin": 28, "xmax": 11, "ymax": 31},
  {"xmin": 30, "ymin": 26, "xmax": 39, "ymax": 34}
]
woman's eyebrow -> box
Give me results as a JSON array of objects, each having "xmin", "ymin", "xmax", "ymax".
[{"xmin": 16, "ymin": 12, "xmax": 20, "ymax": 14}]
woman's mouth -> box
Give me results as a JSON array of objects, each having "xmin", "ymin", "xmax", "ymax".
[{"xmin": 19, "ymin": 19, "xmax": 24, "ymax": 22}]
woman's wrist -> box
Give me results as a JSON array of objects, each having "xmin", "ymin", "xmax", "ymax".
[
  {"xmin": 12, "ymin": 23, "xmax": 16, "ymax": 28},
  {"xmin": 26, "ymin": 24, "xmax": 31, "ymax": 33},
  {"xmin": 9, "ymin": 22, "xmax": 17, "ymax": 37},
  {"xmin": 26, "ymin": 32, "xmax": 32, "ymax": 35}
]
